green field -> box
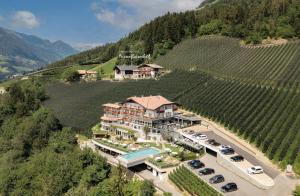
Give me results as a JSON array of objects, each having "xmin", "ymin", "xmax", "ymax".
[
  {"xmin": 0, "ymin": 66, "xmax": 9, "ymax": 73},
  {"xmin": 156, "ymin": 36, "xmax": 300, "ymax": 89},
  {"xmin": 90, "ymin": 57, "xmax": 117, "ymax": 77}
]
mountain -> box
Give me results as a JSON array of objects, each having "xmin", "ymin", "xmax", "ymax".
[{"xmin": 0, "ymin": 27, "xmax": 77, "ymax": 79}]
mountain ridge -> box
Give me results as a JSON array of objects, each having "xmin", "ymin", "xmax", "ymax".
[{"xmin": 0, "ymin": 26, "xmax": 78, "ymax": 79}]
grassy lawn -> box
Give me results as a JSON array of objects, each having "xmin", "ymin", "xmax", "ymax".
[
  {"xmin": 95, "ymin": 139, "xmax": 129, "ymax": 152},
  {"xmin": 147, "ymin": 157, "xmax": 179, "ymax": 169},
  {"xmin": 164, "ymin": 143, "xmax": 182, "ymax": 153},
  {"xmin": 90, "ymin": 57, "xmax": 117, "ymax": 77}
]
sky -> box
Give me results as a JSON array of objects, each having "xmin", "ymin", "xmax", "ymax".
[{"xmin": 0, "ymin": 0, "xmax": 202, "ymax": 50}]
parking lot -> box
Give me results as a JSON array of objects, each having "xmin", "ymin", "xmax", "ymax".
[
  {"xmin": 187, "ymin": 155, "xmax": 272, "ymax": 196},
  {"xmin": 201, "ymin": 131, "xmax": 279, "ymax": 179}
]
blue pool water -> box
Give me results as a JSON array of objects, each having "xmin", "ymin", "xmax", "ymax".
[{"xmin": 121, "ymin": 148, "xmax": 160, "ymax": 160}]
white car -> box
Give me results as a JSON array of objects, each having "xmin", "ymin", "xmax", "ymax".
[
  {"xmin": 219, "ymin": 145, "xmax": 231, "ymax": 150},
  {"xmin": 247, "ymin": 166, "xmax": 264, "ymax": 174},
  {"xmin": 196, "ymin": 134, "xmax": 208, "ymax": 140}
]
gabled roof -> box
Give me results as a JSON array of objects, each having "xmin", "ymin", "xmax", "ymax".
[
  {"xmin": 114, "ymin": 65, "xmax": 139, "ymax": 71},
  {"xmin": 139, "ymin": 64, "xmax": 163, "ymax": 69},
  {"xmin": 103, "ymin": 103, "xmax": 121, "ymax": 109},
  {"xmin": 126, "ymin": 96, "xmax": 174, "ymax": 110}
]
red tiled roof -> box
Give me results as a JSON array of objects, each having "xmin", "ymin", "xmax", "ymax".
[{"xmin": 127, "ymin": 96, "xmax": 173, "ymax": 110}]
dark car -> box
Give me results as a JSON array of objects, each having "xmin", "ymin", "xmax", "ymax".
[
  {"xmin": 207, "ymin": 139, "xmax": 221, "ymax": 146},
  {"xmin": 190, "ymin": 160, "xmax": 205, "ymax": 169},
  {"xmin": 209, "ymin": 175, "xmax": 225, "ymax": 184},
  {"xmin": 230, "ymin": 155, "xmax": 244, "ymax": 162},
  {"xmin": 199, "ymin": 168, "xmax": 215, "ymax": 175},
  {"xmin": 191, "ymin": 161, "xmax": 205, "ymax": 169},
  {"xmin": 221, "ymin": 148, "xmax": 235, "ymax": 155},
  {"xmin": 188, "ymin": 160, "xmax": 200, "ymax": 166},
  {"xmin": 221, "ymin": 183, "xmax": 238, "ymax": 192}
]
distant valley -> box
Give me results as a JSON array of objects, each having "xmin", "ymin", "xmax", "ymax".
[{"xmin": 0, "ymin": 26, "xmax": 78, "ymax": 79}]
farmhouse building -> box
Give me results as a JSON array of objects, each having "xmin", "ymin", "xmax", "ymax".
[
  {"xmin": 100, "ymin": 95, "xmax": 200, "ymax": 141},
  {"xmin": 114, "ymin": 64, "xmax": 163, "ymax": 80},
  {"xmin": 77, "ymin": 70, "xmax": 98, "ymax": 81}
]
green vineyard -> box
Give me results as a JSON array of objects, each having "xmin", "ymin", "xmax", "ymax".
[
  {"xmin": 45, "ymin": 69, "xmax": 300, "ymax": 174},
  {"xmin": 44, "ymin": 70, "xmax": 206, "ymax": 130},
  {"xmin": 169, "ymin": 165, "xmax": 222, "ymax": 196},
  {"xmin": 175, "ymin": 75, "xmax": 300, "ymax": 173},
  {"xmin": 156, "ymin": 36, "xmax": 300, "ymax": 89}
]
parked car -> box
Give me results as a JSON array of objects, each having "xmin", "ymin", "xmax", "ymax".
[
  {"xmin": 209, "ymin": 175, "xmax": 225, "ymax": 184},
  {"xmin": 220, "ymin": 148, "xmax": 235, "ymax": 155},
  {"xmin": 230, "ymin": 155, "xmax": 244, "ymax": 162},
  {"xmin": 196, "ymin": 134, "xmax": 207, "ymax": 140},
  {"xmin": 219, "ymin": 145, "xmax": 231, "ymax": 150},
  {"xmin": 199, "ymin": 168, "xmax": 215, "ymax": 175},
  {"xmin": 247, "ymin": 166, "xmax": 263, "ymax": 174},
  {"xmin": 188, "ymin": 160, "xmax": 199, "ymax": 166},
  {"xmin": 207, "ymin": 139, "xmax": 221, "ymax": 146},
  {"xmin": 221, "ymin": 183, "xmax": 238, "ymax": 192},
  {"xmin": 191, "ymin": 161, "xmax": 205, "ymax": 169}
]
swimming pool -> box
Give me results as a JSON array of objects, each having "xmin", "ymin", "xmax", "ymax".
[{"xmin": 121, "ymin": 148, "xmax": 160, "ymax": 161}]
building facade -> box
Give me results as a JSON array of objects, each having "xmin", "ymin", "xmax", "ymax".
[
  {"xmin": 78, "ymin": 70, "xmax": 98, "ymax": 81},
  {"xmin": 100, "ymin": 96, "xmax": 177, "ymax": 141},
  {"xmin": 114, "ymin": 64, "xmax": 163, "ymax": 80}
]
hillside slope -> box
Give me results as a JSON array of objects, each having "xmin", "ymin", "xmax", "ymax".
[
  {"xmin": 0, "ymin": 27, "xmax": 77, "ymax": 79},
  {"xmin": 44, "ymin": 67, "xmax": 300, "ymax": 174},
  {"xmin": 48, "ymin": 0, "xmax": 300, "ymax": 69},
  {"xmin": 156, "ymin": 36, "xmax": 300, "ymax": 88}
]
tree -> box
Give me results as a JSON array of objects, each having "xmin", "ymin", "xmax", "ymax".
[
  {"xmin": 100, "ymin": 164, "xmax": 129, "ymax": 196},
  {"xmin": 62, "ymin": 69, "xmax": 80, "ymax": 82},
  {"xmin": 143, "ymin": 126, "xmax": 151, "ymax": 140},
  {"xmin": 294, "ymin": 186, "xmax": 300, "ymax": 196},
  {"xmin": 198, "ymin": 19, "xmax": 223, "ymax": 35},
  {"xmin": 140, "ymin": 180, "xmax": 155, "ymax": 196},
  {"xmin": 245, "ymin": 33, "xmax": 262, "ymax": 44},
  {"xmin": 276, "ymin": 24, "xmax": 295, "ymax": 38}
]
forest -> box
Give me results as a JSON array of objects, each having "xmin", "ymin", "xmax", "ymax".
[
  {"xmin": 0, "ymin": 79, "xmax": 156, "ymax": 195},
  {"xmin": 48, "ymin": 0, "xmax": 300, "ymax": 68}
]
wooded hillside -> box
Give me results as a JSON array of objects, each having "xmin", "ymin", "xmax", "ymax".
[{"xmin": 48, "ymin": 0, "xmax": 300, "ymax": 68}]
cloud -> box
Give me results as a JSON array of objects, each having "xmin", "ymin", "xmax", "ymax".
[
  {"xmin": 73, "ymin": 43, "xmax": 103, "ymax": 51},
  {"xmin": 11, "ymin": 11, "xmax": 40, "ymax": 29},
  {"xmin": 92, "ymin": 0, "xmax": 203, "ymax": 30},
  {"xmin": 0, "ymin": 16, "xmax": 4, "ymax": 21},
  {"xmin": 95, "ymin": 8, "xmax": 135, "ymax": 30}
]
